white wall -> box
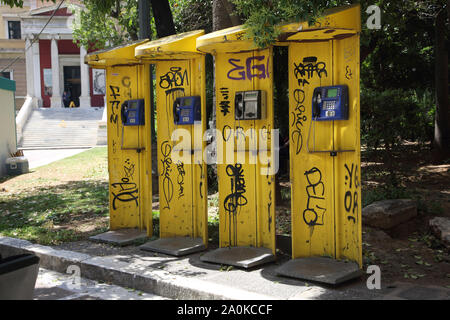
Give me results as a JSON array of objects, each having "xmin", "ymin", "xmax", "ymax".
[{"xmin": 0, "ymin": 83, "xmax": 17, "ymax": 177}]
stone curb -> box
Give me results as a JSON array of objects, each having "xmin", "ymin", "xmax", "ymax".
[{"xmin": 0, "ymin": 236, "xmax": 277, "ymax": 300}]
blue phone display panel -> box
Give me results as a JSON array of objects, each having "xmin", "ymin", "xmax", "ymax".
[
  {"xmin": 173, "ymin": 96, "xmax": 201, "ymax": 125},
  {"xmin": 122, "ymin": 99, "xmax": 145, "ymax": 126},
  {"xmin": 312, "ymin": 85, "xmax": 349, "ymax": 121}
]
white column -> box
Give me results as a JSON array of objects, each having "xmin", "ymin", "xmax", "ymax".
[
  {"xmin": 50, "ymin": 37, "xmax": 62, "ymax": 108},
  {"xmin": 25, "ymin": 37, "xmax": 34, "ymax": 98},
  {"xmin": 79, "ymin": 45, "xmax": 91, "ymax": 108},
  {"xmin": 31, "ymin": 37, "xmax": 42, "ymax": 107}
]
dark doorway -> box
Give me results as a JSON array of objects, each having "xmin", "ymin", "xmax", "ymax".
[{"xmin": 63, "ymin": 66, "xmax": 81, "ymax": 107}]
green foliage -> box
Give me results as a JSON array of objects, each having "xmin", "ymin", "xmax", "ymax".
[
  {"xmin": 232, "ymin": 0, "xmax": 334, "ymax": 48},
  {"xmin": 361, "ymin": 87, "xmax": 435, "ymax": 152},
  {"xmin": 171, "ymin": 0, "xmax": 213, "ymax": 33},
  {"xmin": 71, "ymin": 0, "xmax": 142, "ymax": 50}
]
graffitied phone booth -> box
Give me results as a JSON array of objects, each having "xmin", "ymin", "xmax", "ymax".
[
  {"xmin": 196, "ymin": 28, "xmax": 277, "ymax": 268},
  {"xmin": 135, "ymin": 31, "xmax": 208, "ymax": 256},
  {"xmin": 275, "ymin": 4, "xmax": 363, "ymax": 284},
  {"xmin": 85, "ymin": 41, "xmax": 153, "ymax": 245}
]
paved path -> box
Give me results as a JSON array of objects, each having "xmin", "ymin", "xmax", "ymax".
[
  {"xmin": 23, "ymin": 148, "xmax": 91, "ymax": 169},
  {"xmin": 34, "ymin": 268, "xmax": 169, "ymax": 300}
]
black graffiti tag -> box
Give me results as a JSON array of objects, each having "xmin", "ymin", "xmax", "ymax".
[
  {"xmin": 291, "ymin": 89, "xmax": 307, "ymax": 155},
  {"xmin": 176, "ymin": 161, "xmax": 185, "ymax": 199},
  {"xmin": 219, "ymin": 87, "xmax": 231, "ymax": 116},
  {"xmin": 109, "ymin": 85, "xmax": 120, "ymax": 124},
  {"xmin": 159, "ymin": 67, "xmax": 189, "ymax": 96},
  {"xmin": 294, "ymin": 56, "xmax": 328, "ymax": 82},
  {"xmin": 223, "ymin": 164, "xmax": 248, "ymax": 246},
  {"xmin": 344, "ymin": 164, "xmax": 359, "ymax": 223},
  {"xmin": 224, "ymin": 164, "xmax": 248, "ymax": 215},
  {"xmin": 111, "ymin": 178, "xmax": 138, "ymax": 210},
  {"xmin": 161, "ymin": 141, "xmax": 174, "ymax": 210},
  {"xmin": 303, "ymin": 167, "xmax": 326, "ymax": 227}
]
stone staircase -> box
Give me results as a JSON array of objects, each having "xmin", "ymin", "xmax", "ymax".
[{"xmin": 18, "ymin": 107, "xmax": 106, "ymax": 149}]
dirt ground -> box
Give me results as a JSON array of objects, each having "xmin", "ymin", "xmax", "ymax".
[{"xmin": 275, "ymin": 144, "xmax": 450, "ymax": 288}]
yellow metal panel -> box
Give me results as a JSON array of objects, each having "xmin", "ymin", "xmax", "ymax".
[
  {"xmin": 215, "ymin": 49, "xmax": 275, "ymax": 253},
  {"xmin": 289, "ymin": 42, "xmax": 336, "ymax": 259},
  {"xmin": 288, "ymin": 23, "xmax": 361, "ymax": 266},
  {"xmin": 105, "ymin": 65, "xmax": 151, "ymax": 231},
  {"xmin": 86, "ymin": 40, "xmax": 148, "ymax": 67},
  {"xmin": 332, "ymin": 35, "xmax": 362, "ymax": 267},
  {"xmin": 155, "ymin": 58, "xmax": 208, "ymax": 243},
  {"xmin": 135, "ymin": 30, "xmax": 205, "ymax": 60}
]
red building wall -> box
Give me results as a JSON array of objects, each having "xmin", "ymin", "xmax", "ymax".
[{"xmin": 39, "ymin": 39, "xmax": 104, "ymax": 108}]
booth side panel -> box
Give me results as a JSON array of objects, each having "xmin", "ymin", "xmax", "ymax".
[
  {"xmin": 288, "ymin": 42, "xmax": 336, "ymax": 259},
  {"xmin": 137, "ymin": 64, "xmax": 153, "ymax": 235},
  {"xmin": 191, "ymin": 56, "xmax": 208, "ymax": 244},
  {"xmin": 253, "ymin": 48, "xmax": 276, "ymax": 253},
  {"xmin": 333, "ymin": 35, "xmax": 362, "ymax": 267},
  {"xmin": 106, "ymin": 66, "xmax": 142, "ymax": 230},
  {"xmin": 215, "ymin": 50, "xmax": 274, "ymax": 251},
  {"xmin": 156, "ymin": 60, "xmax": 196, "ymax": 238}
]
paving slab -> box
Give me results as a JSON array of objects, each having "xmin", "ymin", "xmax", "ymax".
[
  {"xmin": 89, "ymin": 229, "xmax": 148, "ymax": 246},
  {"xmin": 200, "ymin": 246, "xmax": 276, "ymax": 269},
  {"xmin": 275, "ymin": 257, "xmax": 362, "ymax": 285},
  {"xmin": 2, "ymin": 236, "xmax": 449, "ymax": 300},
  {"xmin": 33, "ymin": 268, "xmax": 168, "ymax": 300},
  {"xmin": 140, "ymin": 237, "xmax": 206, "ymax": 257}
]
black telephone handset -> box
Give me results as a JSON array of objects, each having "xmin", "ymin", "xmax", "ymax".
[
  {"xmin": 173, "ymin": 100, "xmax": 181, "ymax": 124},
  {"xmin": 235, "ymin": 92, "xmax": 244, "ymax": 119},
  {"xmin": 121, "ymin": 101, "xmax": 128, "ymax": 125},
  {"xmin": 312, "ymin": 89, "xmax": 321, "ymax": 119}
]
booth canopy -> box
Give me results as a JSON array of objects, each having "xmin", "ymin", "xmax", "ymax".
[
  {"xmin": 85, "ymin": 40, "xmax": 149, "ymax": 68},
  {"xmin": 196, "ymin": 4, "xmax": 361, "ymax": 53},
  {"xmin": 135, "ymin": 30, "xmax": 205, "ymax": 60}
]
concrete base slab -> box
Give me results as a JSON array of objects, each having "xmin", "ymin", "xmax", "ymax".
[
  {"xmin": 139, "ymin": 237, "xmax": 206, "ymax": 257},
  {"xmin": 200, "ymin": 247, "xmax": 276, "ymax": 269},
  {"xmin": 275, "ymin": 257, "xmax": 362, "ymax": 285},
  {"xmin": 89, "ymin": 229, "xmax": 147, "ymax": 246}
]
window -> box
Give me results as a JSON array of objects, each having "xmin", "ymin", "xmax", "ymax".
[
  {"xmin": 8, "ymin": 21, "xmax": 21, "ymax": 39},
  {"xmin": 0, "ymin": 71, "xmax": 12, "ymax": 80}
]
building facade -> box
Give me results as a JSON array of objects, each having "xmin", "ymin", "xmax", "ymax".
[{"xmin": 0, "ymin": 0, "xmax": 105, "ymax": 110}]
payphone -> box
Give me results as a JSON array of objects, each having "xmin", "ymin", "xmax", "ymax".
[
  {"xmin": 121, "ymin": 99, "xmax": 145, "ymax": 126},
  {"xmin": 235, "ymin": 90, "xmax": 266, "ymax": 120},
  {"xmin": 173, "ymin": 96, "xmax": 201, "ymax": 125},
  {"xmin": 312, "ymin": 85, "xmax": 349, "ymax": 121},
  {"xmin": 121, "ymin": 99, "xmax": 145, "ymax": 152},
  {"xmin": 307, "ymin": 85, "xmax": 354, "ymax": 155}
]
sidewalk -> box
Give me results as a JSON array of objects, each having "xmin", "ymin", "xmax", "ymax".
[
  {"xmin": 34, "ymin": 268, "xmax": 169, "ymax": 300},
  {"xmin": 1, "ymin": 236, "xmax": 449, "ymax": 300}
]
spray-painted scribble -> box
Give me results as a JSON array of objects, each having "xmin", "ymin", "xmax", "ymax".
[
  {"xmin": 161, "ymin": 141, "xmax": 174, "ymax": 210},
  {"xmin": 176, "ymin": 161, "xmax": 185, "ymax": 199},
  {"xmin": 344, "ymin": 163, "xmax": 359, "ymax": 223},
  {"xmin": 303, "ymin": 167, "xmax": 326, "ymax": 227},
  {"xmin": 227, "ymin": 56, "xmax": 270, "ymax": 81},
  {"xmin": 223, "ymin": 163, "xmax": 248, "ymax": 246}
]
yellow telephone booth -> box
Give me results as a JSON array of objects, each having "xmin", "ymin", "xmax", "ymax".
[
  {"xmin": 275, "ymin": 4, "xmax": 363, "ymax": 284},
  {"xmin": 135, "ymin": 31, "xmax": 208, "ymax": 256},
  {"xmin": 196, "ymin": 27, "xmax": 277, "ymax": 268},
  {"xmin": 86, "ymin": 40, "xmax": 153, "ymax": 245}
]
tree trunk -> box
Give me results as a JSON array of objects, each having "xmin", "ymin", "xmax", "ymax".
[
  {"xmin": 433, "ymin": 9, "xmax": 450, "ymax": 162},
  {"xmin": 150, "ymin": 0, "xmax": 176, "ymax": 38},
  {"xmin": 138, "ymin": 0, "xmax": 151, "ymax": 40},
  {"xmin": 213, "ymin": 0, "xmax": 241, "ymax": 31}
]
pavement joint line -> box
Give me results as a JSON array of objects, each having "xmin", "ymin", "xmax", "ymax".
[{"xmin": 0, "ymin": 236, "xmax": 277, "ymax": 300}]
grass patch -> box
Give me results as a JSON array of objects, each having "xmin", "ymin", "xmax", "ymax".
[{"xmin": 0, "ymin": 148, "xmax": 109, "ymax": 245}]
